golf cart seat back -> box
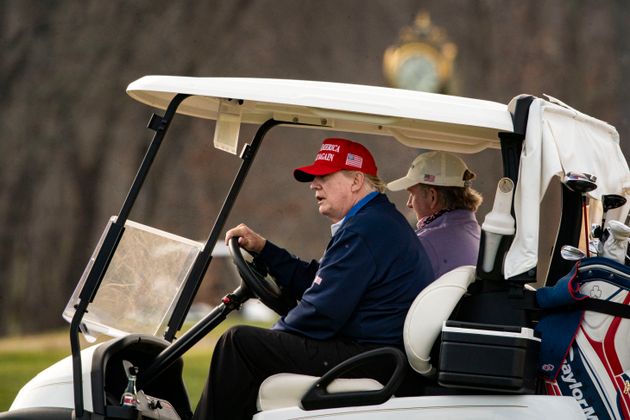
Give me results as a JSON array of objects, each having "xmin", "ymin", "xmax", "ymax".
[
  {"xmin": 256, "ymin": 265, "xmax": 476, "ymax": 412},
  {"xmin": 403, "ymin": 265, "xmax": 476, "ymax": 376}
]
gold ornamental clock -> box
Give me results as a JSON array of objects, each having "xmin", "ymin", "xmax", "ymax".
[{"xmin": 384, "ymin": 12, "xmax": 457, "ymax": 93}]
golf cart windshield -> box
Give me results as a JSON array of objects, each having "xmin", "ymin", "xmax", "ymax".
[{"xmin": 63, "ymin": 218, "xmax": 203, "ymax": 338}]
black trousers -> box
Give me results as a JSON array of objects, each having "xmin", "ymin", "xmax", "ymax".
[{"xmin": 192, "ymin": 325, "xmax": 394, "ymax": 420}]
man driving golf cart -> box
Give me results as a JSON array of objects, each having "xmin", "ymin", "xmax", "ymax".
[{"xmin": 193, "ymin": 138, "xmax": 434, "ymax": 420}]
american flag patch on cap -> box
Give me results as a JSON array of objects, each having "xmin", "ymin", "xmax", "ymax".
[
  {"xmin": 346, "ymin": 153, "xmax": 363, "ymax": 168},
  {"xmin": 424, "ymin": 174, "xmax": 435, "ymax": 182}
]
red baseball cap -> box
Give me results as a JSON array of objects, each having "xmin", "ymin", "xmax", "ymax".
[{"xmin": 293, "ymin": 138, "xmax": 378, "ymax": 182}]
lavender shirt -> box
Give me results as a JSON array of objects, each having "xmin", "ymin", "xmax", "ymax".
[{"xmin": 416, "ymin": 209, "xmax": 481, "ymax": 279}]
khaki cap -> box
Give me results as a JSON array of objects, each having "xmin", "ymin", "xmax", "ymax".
[{"xmin": 387, "ymin": 151, "xmax": 470, "ymax": 191}]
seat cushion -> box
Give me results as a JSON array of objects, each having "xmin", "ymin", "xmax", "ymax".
[
  {"xmin": 403, "ymin": 265, "xmax": 476, "ymax": 376},
  {"xmin": 257, "ymin": 373, "xmax": 383, "ymax": 411}
]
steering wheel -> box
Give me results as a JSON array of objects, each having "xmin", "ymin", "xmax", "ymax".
[{"xmin": 228, "ymin": 237, "xmax": 296, "ymax": 316}]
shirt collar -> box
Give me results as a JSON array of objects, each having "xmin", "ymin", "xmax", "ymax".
[
  {"xmin": 330, "ymin": 191, "xmax": 379, "ymax": 237},
  {"xmin": 330, "ymin": 219, "xmax": 344, "ymax": 236}
]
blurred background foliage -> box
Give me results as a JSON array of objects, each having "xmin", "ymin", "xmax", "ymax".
[{"xmin": 1, "ymin": 0, "xmax": 629, "ymax": 336}]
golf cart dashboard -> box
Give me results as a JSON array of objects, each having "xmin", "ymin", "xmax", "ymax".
[{"xmin": 91, "ymin": 335, "xmax": 191, "ymax": 419}]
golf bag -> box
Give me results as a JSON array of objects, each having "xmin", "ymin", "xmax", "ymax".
[{"xmin": 536, "ymin": 257, "xmax": 630, "ymax": 419}]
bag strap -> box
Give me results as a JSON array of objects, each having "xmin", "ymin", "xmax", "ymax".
[{"xmin": 575, "ymin": 298, "xmax": 630, "ymax": 318}]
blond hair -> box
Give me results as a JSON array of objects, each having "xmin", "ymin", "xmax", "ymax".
[{"xmin": 364, "ymin": 174, "xmax": 387, "ymax": 193}]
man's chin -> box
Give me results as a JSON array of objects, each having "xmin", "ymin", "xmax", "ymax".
[{"xmin": 318, "ymin": 207, "xmax": 335, "ymax": 221}]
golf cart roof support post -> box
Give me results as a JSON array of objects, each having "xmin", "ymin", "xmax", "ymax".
[
  {"xmin": 139, "ymin": 285, "xmax": 251, "ymax": 389},
  {"xmin": 500, "ymin": 95, "xmax": 534, "ymax": 192},
  {"xmin": 163, "ymin": 119, "xmax": 284, "ymax": 342},
  {"xmin": 69, "ymin": 222, "xmax": 124, "ymax": 419},
  {"xmin": 501, "ymin": 96, "xmax": 538, "ymax": 284},
  {"xmin": 511, "ymin": 96, "xmax": 534, "ymax": 137},
  {"xmin": 474, "ymin": 131, "xmax": 527, "ymax": 283},
  {"xmin": 118, "ymin": 93, "xmax": 191, "ymax": 222},
  {"xmin": 68, "ymin": 93, "xmax": 190, "ymax": 418},
  {"xmin": 498, "ymin": 132, "xmax": 523, "ymax": 189}
]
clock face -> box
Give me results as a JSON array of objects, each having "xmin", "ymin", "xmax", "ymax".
[{"xmin": 396, "ymin": 54, "xmax": 440, "ymax": 92}]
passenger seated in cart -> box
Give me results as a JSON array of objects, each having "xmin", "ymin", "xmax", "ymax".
[
  {"xmin": 193, "ymin": 138, "xmax": 435, "ymax": 420},
  {"xmin": 387, "ymin": 151, "xmax": 483, "ymax": 278}
]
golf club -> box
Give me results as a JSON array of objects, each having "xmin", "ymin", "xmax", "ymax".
[
  {"xmin": 560, "ymin": 244, "xmax": 586, "ymax": 261},
  {"xmin": 564, "ymin": 172, "xmax": 597, "ymax": 257}
]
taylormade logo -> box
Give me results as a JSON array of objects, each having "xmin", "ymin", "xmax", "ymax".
[{"xmin": 560, "ymin": 348, "xmax": 598, "ymax": 419}]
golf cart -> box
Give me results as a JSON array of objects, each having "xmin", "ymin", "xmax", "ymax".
[{"xmin": 2, "ymin": 76, "xmax": 630, "ymax": 419}]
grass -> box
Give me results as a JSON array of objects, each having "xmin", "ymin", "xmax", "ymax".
[
  {"xmin": 0, "ymin": 315, "xmax": 274, "ymax": 412},
  {"xmin": 0, "ymin": 349, "xmax": 71, "ymax": 411}
]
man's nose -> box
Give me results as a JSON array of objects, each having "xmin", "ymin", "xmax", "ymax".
[
  {"xmin": 310, "ymin": 178, "xmax": 322, "ymax": 190},
  {"xmin": 406, "ymin": 194, "xmax": 413, "ymax": 208}
]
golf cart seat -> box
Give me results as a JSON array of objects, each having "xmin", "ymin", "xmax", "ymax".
[{"xmin": 256, "ymin": 265, "xmax": 476, "ymax": 412}]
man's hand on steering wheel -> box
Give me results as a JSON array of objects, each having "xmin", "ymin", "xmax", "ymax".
[
  {"xmin": 225, "ymin": 223, "xmax": 266, "ymax": 254},
  {"xmin": 226, "ymin": 224, "xmax": 297, "ymax": 316}
]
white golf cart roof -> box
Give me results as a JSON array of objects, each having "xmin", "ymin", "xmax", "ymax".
[
  {"xmin": 127, "ymin": 76, "xmax": 629, "ymax": 281},
  {"xmin": 127, "ymin": 76, "xmax": 513, "ymax": 154}
]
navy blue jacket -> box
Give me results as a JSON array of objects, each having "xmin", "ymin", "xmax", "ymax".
[{"xmin": 258, "ymin": 193, "xmax": 433, "ymax": 347}]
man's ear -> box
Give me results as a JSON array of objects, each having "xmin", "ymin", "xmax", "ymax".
[
  {"xmin": 351, "ymin": 171, "xmax": 365, "ymax": 192},
  {"xmin": 429, "ymin": 187, "xmax": 440, "ymax": 209}
]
